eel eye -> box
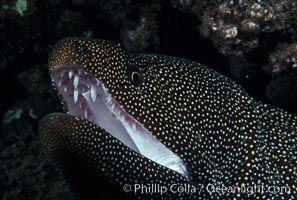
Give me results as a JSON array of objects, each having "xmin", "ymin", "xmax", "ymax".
[
  {"xmin": 131, "ymin": 72, "xmax": 140, "ymax": 83},
  {"xmin": 126, "ymin": 65, "xmax": 144, "ymax": 86}
]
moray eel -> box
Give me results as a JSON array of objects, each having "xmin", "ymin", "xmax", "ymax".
[{"xmin": 40, "ymin": 38, "xmax": 297, "ymax": 199}]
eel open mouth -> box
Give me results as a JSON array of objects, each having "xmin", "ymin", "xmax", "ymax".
[{"xmin": 51, "ymin": 65, "xmax": 189, "ymax": 180}]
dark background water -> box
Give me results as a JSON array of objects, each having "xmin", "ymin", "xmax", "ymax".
[{"xmin": 1, "ymin": 0, "xmax": 297, "ymax": 199}]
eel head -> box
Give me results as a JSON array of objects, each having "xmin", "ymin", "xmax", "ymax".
[{"xmin": 40, "ymin": 38, "xmax": 195, "ymax": 198}]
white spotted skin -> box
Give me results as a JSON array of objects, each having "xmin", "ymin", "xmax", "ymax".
[{"xmin": 42, "ymin": 38, "xmax": 297, "ymax": 199}]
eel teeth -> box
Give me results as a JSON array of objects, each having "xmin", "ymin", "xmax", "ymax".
[
  {"xmin": 58, "ymin": 80, "xmax": 62, "ymax": 87},
  {"xmin": 69, "ymin": 70, "xmax": 73, "ymax": 79},
  {"xmin": 60, "ymin": 70, "xmax": 66, "ymax": 78},
  {"xmin": 110, "ymin": 103, "xmax": 115, "ymax": 111},
  {"xmin": 106, "ymin": 97, "xmax": 112, "ymax": 105},
  {"xmin": 64, "ymin": 86, "xmax": 67, "ymax": 92},
  {"xmin": 91, "ymin": 84, "xmax": 97, "ymax": 102},
  {"xmin": 132, "ymin": 123, "xmax": 137, "ymax": 132},
  {"xmin": 74, "ymin": 89, "xmax": 79, "ymax": 103},
  {"xmin": 119, "ymin": 114, "xmax": 125, "ymax": 121},
  {"xmin": 74, "ymin": 75, "xmax": 79, "ymax": 89},
  {"xmin": 84, "ymin": 109, "xmax": 88, "ymax": 118}
]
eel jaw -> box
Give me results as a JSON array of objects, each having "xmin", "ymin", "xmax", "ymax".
[{"xmin": 51, "ymin": 65, "xmax": 190, "ymax": 180}]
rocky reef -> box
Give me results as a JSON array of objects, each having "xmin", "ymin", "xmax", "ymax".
[{"xmin": 1, "ymin": 0, "xmax": 297, "ymax": 199}]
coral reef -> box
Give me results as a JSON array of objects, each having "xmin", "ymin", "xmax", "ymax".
[
  {"xmin": 1, "ymin": 115, "xmax": 77, "ymax": 200},
  {"xmin": 171, "ymin": 0, "xmax": 297, "ymax": 111},
  {"xmin": 200, "ymin": 0, "xmax": 297, "ymax": 57},
  {"xmin": 99, "ymin": 0, "xmax": 161, "ymax": 52},
  {"xmin": 265, "ymin": 43, "xmax": 297, "ymax": 74},
  {"xmin": 265, "ymin": 43, "xmax": 297, "ymax": 110},
  {"xmin": 1, "ymin": 0, "xmax": 297, "ymax": 199},
  {"xmin": 120, "ymin": 14, "xmax": 160, "ymax": 52}
]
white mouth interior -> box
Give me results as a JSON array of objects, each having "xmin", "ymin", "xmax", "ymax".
[{"xmin": 52, "ymin": 66, "xmax": 189, "ymax": 179}]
